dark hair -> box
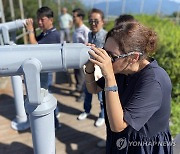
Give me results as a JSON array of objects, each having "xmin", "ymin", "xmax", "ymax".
[
  {"xmin": 37, "ymin": 6, "xmax": 54, "ymax": 19},
  {"xmin": 106, "ymin": 22, "xmax": 158, "ymax": 57},
  {"xmin": 115, "ymin": 14, "xmax": 136, "ymax": 26},
  {"xmin": 88, "ymin": 8, "xmax": 104, "ymax": 20},
  {"xmin": 72, "ymin": 8, "xmax": 85, "ymax": 20}
]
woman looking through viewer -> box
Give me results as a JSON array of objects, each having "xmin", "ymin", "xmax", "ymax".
[{"xmin": 85, "ymin": 22, "xmax": 173, "ymax": 153}]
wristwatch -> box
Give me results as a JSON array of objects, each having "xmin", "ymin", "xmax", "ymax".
[{"xmin": 104, "ymin": 85, "xmax": 118, "ymax": 92}]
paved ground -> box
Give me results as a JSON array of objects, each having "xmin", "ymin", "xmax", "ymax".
[{"xmin": 0, "ymin": 75, "xmax": 106, "ymax": 154}]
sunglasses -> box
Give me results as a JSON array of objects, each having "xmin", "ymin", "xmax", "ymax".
[
  {"xmin": 103, "ymin": 48, "xmax": 143, "ymax": 63},
  {"xmin": 88, "ymin": 19, "xmax": 100, "ymax": 25}
]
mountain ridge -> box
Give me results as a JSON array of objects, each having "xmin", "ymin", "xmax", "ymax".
[{"xmin": 81, "ymin": 0, "xmax": 180, "ymax": 15}]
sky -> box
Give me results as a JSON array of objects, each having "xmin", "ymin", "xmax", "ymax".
[
  {"xmin": 170, "ymin": 0, "xmax": 180, "ymax": 3},
  {"xmin": 80, "ymin": 0, "xmax": 180, "ymax": 5}
]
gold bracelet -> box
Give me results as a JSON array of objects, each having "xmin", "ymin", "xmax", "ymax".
[{"xmin": 86, "ymin": 80, "xmax": 96, "ymax": 84}]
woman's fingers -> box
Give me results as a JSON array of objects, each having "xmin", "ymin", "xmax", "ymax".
[
  {"xmin": 90, "ymin": 46, "xmax": 107, "ymax": 60},
  {"xmin": 98, "ymin": 47, "xmax": 109, "ymax": 57},
  {"xmin": 90, "ymin": 46, "xmax": 112, "ymax": 63},
  {"xmin": 89, "ymin": 50, "xmax": 104, "ymax": 62},
  {"xmin": 89, "ymin": 58, "xmax": 102, "ymax": 67}
]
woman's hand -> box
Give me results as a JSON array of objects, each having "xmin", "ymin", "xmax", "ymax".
[
  {"xmin": 85, "ymin": 43, "xmax": 96, "ymax": 73},
  {"xmin": 88, "ymin": 46, "xmax": 114, "ymax": 79}
]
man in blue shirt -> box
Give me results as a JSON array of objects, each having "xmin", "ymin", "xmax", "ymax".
[
  {"xmin": 25, "ymin": 6, "xmax": 61, "ymax": 130},
  {"xmin": 77, "ymin": 8, "xmax": 107, "ymax": 127}
]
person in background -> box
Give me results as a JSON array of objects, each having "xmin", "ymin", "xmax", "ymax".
[
  {"xmin": 59, "ymin": 7, "xmax": 73, "ymax": 43},
  {"xmin": 72, "ymin": 8, "xmax": 90, "ymax": 102},
  {"xmin": 25, "ymin": 6, "xmax": 61, "ymax": 130},
  {"xmin": 85, "ymin": 21, "xmax": 173, "ymax": 153},
  {"xmin": 114, "ymin": 14, "xmax": 136, "ymax": 27},
  {"xmin": 77, "ymin": 8, "xmax": 107, "ymax": 128}
]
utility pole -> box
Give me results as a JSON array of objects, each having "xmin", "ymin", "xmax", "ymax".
[
  {"xmin": 9, "ymin": 0, "xmax": 15, "ymax": 20},
  {"xmin": 121, "ymin": 0, "xmax": 126, "ymax": 14},
  {"xmin": 0, "ymin": 0, "xmax": 5, "ymax": 22},
  {"xmin": 9, "ymin": 0, "xmax": 16, "ymax": 43},
  {"xmin": 140, "ymin": 0, "xmax": 144, "ymax": 14},
  {"xmin": 91, "ymin": 0, "xmax": 94, "ymax": 9},
  {"xmin": 157, "ymin": 0, "xmax": 163, "ymax": 16},
  {"xmin": 176, "ymin": 5, "xmax": 180, "ymax": 24},
  {"xmin": 19, "ymin": 0, "xmax": 28, "ymax": 44},
  {"xmin": 57, "ymin": 0, "xmax": 61, "ymax": 16},
  {"xmin": 38, "ymin": 0, "xmax": 42, "ymax": 8},
  {"xmin": 106, "ymin": 0, "xmax": 109, "ymax": 21}
]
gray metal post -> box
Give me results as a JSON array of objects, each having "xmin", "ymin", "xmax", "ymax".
[
  {"xmin": 26, "ymin": 89, "xmax": 57, "ymax": 154},
  {"xmin": 22, "ymin": 58, "xmax": 56, "ymax": 154},
  {"xmin": 11, "ymin": 76, "xmax": 30, "ymax": 130},
  {"xmin": 0, "ymin": 19, "xmax": 29, "ymax": 131}
]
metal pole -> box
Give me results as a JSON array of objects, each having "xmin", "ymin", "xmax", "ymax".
[
  {"xmin": 157, "ymin": 0, "xmax": 163, "ymax": 16},
  {"xmin": 9, "ymin": 0, "xmax": 16, "ymax": 43},
  {"xmin": 18, "ymin": 0, "xmax": 28, "ymax": 44},
  {"xmin": 0, "ymin": 0, "xmax": 5, "ymax": 22},
  {"xmin": 121, "ymin": 0, "xmax": 126, "ymax": 14},
  {"xmin": 23, "ymin": 59, "xmax": 56, "ymax": 154},
  {"xmin": 11, "ymin": 76, "xmax": 30, "ymax": 130},
  {"xmin": 9, "ymin": 0, "xmax": 15, "ymax": 20},
  {"xmin": 91, "ymin": 0, "xmax": 94, "ymax": 9},
  {"xmin": 106, "ymin": 0, "xmax": 109, "ymax": 21},
  {"xmin": 38, "ymin": 0, "xmax": 42, "ymax": 8},
  {"xmin": 57, "ymin": 0, "xmax": 61, "ymax": 16},
  {"xmin": 25, "ymin": 89, "xmax": 56, "ymax": 154},
  {"xmin": 176, "ymin": 5, "xmax": 180, "ymax": 24},
  {"xmin": 140, "ymin": 0, "xmax": 144, "ymax": 14}
]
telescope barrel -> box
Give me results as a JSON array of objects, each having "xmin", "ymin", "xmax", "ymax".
[
  {"xmin": 0, "ymin": 19, "xmax": 26, "ymax": 32},
  {"xmin": 0, "ymin": 43, "xmax": 91, "ymax": 76}
]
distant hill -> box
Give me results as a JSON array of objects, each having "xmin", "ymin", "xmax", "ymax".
[{"xmin": 81, "ymin": 0, "xmax": 180, "ymax": 16}]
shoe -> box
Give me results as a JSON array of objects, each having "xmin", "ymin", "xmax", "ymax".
[
  {"xmin": 97, "ymin": 140, "xmax": 106, "ymax": 148},
  {"xmin": 77, "ymin": 112, "xmax": 89, "ymax": 120},
  {"xmin": 56, "ymin": 112, "xmax": 60, "ymax": 118},
  {"xmin": 95, "ymin": 117, "xmax": 105, "ymax": 127}
]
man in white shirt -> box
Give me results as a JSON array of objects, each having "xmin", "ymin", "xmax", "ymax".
[
  {"xmin": 72, "ymin": 8, "xmax": 90, "ymax": 101},
  {"xmin": 59, "ymin": 7, "xmax": 73, "ymax": 43}
]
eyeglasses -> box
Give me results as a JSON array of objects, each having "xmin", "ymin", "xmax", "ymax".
[
  {"xmin": 103, "ymin": 48, "xmax": 143, "ymax": 62},
  {"xmin": 88, "ymin": 19, "xmax": 100, "ymax": 25}
]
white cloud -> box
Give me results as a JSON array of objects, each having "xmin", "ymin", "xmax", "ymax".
[{"xmin": 169, "ymin": 0, "xmax": 180, "ymax": 3}]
